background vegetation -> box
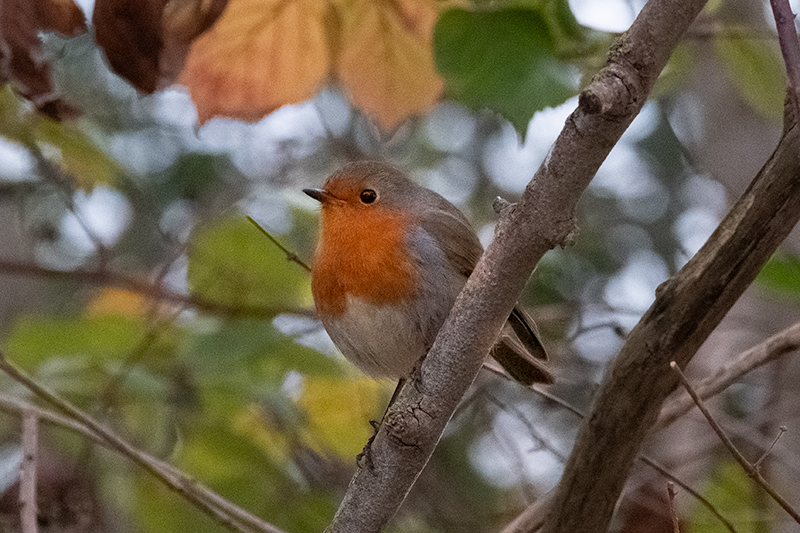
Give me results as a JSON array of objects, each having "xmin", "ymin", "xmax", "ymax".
[{"xmin": 1, "ymin": 0, "xmax": 799, "ymax": 531}]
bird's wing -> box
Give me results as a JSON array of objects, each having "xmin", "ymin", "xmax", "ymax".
[
  {"xmin": 416, "ymin": 198, "xmax": 483, "ymax": 278},
  {"xmin": 416, "ymin": 193, "xmax": 554, "ymax": 385}
]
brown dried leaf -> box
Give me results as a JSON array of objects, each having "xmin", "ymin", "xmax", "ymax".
[
  {"xmin": 333, "ymin": 0, "xmax": 444, "ymax": 131},
  {"xmin": 0, "ymin": 0, "xmax": 86, "ymax": 119},
  {"xmin": 93, "ymin": 0, "xmax": 228, "ymax": 93},
  {"xmin": 178, "ymin": 0, "xmax": 330, "ymax": 124},
  {"xmin": 93, "ymin": 0, "xmax": 167, "ymax": 93},
  {"xmin": 163, "ymin": 0, "xmax": 229, "ymax": 43}
]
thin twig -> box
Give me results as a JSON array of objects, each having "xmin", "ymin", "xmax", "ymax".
[
  {"xmin": 246, "ymin": 216, "xmax": 311, "ymax": 272},
  {"xmin": 656, "ymin": 322, "xmax": 800, "ymax": 431},
  {"xmin": 666, "ymin": 482, "xmax": 680, "ymax": 533},
  {"xmin": 518, "ymin": 386, "xmax": 740, "ymax": 533},
  {"xmin": 530, "ymin": 385, "xmax": 585, "ymax": 418},
  {"xmin": 753, "ymin": 426, "xmax": 788, "ymax": 470},
  {"xmin": 0, "ymin": 394, "xmax": 278, "ymax": 533},
  {"xmin": 0, "ymin": 352, "xmax": 287, "ymax": 533},
  {"xmin": 30, "ymin": 146, "xmax": 111, "ymax": 266},
  {"xmin": 769, "ymin": 0, "xmax": 800, "ymax": 120},
  {"xmin": 483, "ymin": 391, "xmax": 567, "ymax": 461},
  {"xmin": 0, "ymin": 395, "xmax": 90, "ymax": 435},
  {"xmin": 481, "ymin": 361, "xmax": 586, "ymax": 419},
  {"xmin": 19, "ymin": 409, "xmax": 38, "ymax": 533},
  {"xmin": 0, "ymin": 259, "xmax": 311, "ymax": 318},
  {"xmin": 640, "ymin": 457, "xmax": 736, "ymax": 533},
  {"xmin": 669, "ymin": 362, "xmax": 761, "ymax": 466},
  {"xmin": 670, "ymin": 361, "xmax": 800, "ymax": 524}
]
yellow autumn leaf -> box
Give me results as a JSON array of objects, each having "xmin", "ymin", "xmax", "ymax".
[
  {"xmin": 233, "ymin": 404, "xmax": 292, "ymax": 464},
  {"xmin": 86, "ymin": 288, "xmax": 150, "ymax": 317},
  {"xmin": 333, "ymin": 0, "xmax": 444, "ymax": 131},
  {"xmin": 0, "ymin": 88, "xmax": 119, "ymax": 190},
  {"xmin": 297, "ymin": 374, "xmax": 387, "ymax": 460},
  {"xmin": 179, "ymin": 0, "xmax": 331, "ymax": 124},
  {"xmin": 233, "ymin": 376, "xmax": 386, "ymax": 464},
  {"xmin": 35, "ymin": 117, "xmax": 120, "ymax": 190}
]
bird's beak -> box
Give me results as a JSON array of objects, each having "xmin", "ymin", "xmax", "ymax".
[{"xmin": 303, "ymin": 188, "xmax": 330, "ymax": 203}]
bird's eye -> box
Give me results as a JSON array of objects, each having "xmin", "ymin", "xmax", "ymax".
[{"xmin": 360, "ymin": 189, "xmax": 377, "ymax": 204}]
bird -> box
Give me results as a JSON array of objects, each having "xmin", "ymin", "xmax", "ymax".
[{"xmin": 303, "ymin": 161, "xmax": 553, "ymax": 389}]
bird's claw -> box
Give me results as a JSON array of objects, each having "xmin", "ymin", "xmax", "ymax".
[{"xmin": 356, "ymin": 420, "xmax": 381, "ymax": 471}]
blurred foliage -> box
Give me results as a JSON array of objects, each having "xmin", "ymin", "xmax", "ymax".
[
  {"xmin": 0, "ymin": 87, "xmax": 119, "ymax": 190},
  {"xmin": 713, "ymin": 36, "xmax": 786, "ymax": 123},
  {"xmin": 686, "ymin": 459, "xmax": 758, "ymax": 532},
  {"xmin": 187, "ymin": 214, "xmax": 311, "ymax": 310},
  {"xmin": 434, "ymin": 7, "xmax": 579, "ymax": 135},
  {"xmin": 756, "ymin": 251, "xmax": 800, "ymax": 301},
  {"xmin": 0, "ymin": 0, "xmax": 799, "ymax": 532}
]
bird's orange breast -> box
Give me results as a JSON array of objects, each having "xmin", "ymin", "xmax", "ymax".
[{"xmin": 311, "ymin": 205, "xmax": 417, "ymax": 317}]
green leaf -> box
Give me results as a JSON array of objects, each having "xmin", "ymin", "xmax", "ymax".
[
  {"xmin": 35, "ymin": 118, "xmax": 119, "ymax": 190},
  {"xmin": 187, "ymin": 214, "xmax": 311, "ymax": 310},
  {"xmin": 756, "ymin": 251, "xmax": 800, "ymax": 300},
  {"xmin": 3, "ymin": 314, "xmax": 148, "ymax": 369},
  {"xmin": 686, "ymin": 459, "xmax": 757, "ymax": 532},
  {"xmin": 714, "ymin": 37, "xmax": 785, "ymax": 123},
  {"xmin": 434, "ymin": 8, "xmax": 578, "ymax": 135},
  {"xmin": 498, "ymin": 0, "xmax": 586, "ymax": 45},
  {"xmin": 652, "ymin": 42, "xmax": 697, "ymax": 98},
  {"xmin": 0, "ymin": 86, "xmax": 119, "ymax": 190},
  {"xmin": 186, "ymin": 318, "xmax": 342, "ymax": 383},
  {"xmin": 535, "ymin": 0, "xmax": 586, "ymax": 47},
  {"xmin": 134, "ymin": 419, "xmax": 338, "ymax": 533}
]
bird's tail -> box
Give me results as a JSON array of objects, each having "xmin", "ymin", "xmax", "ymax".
[{"xmin": 490, "ymin": 306, "xmax": 554, "ymax": 385}]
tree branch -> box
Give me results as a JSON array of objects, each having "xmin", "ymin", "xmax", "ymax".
[
  {"xmin": 671, "ymin": 362, "xmax": 800, "ymax": 523},
  {"xmin": 501, "ymin": 391, "xmax": 740, "ymax": 533},
  {"xmin": 0, "ymin": 353, "xmax": 286, "ymax": 533},
  {"xmin": 544, "ymin": 101, "xmax": 800, "ymax": 533},
  {"xmin": 503, "ymin": 320, "xmax": 800, "ymax": 532},
  {"xmin": 19, "ymin": 409, "xmax": 38, "ymax": 533},
  {"xmin": 326, "ymin": 0, "xmax": 711, "ymax": 530},
  {"xmin": 655, "ymin": 321, "xmax": 800, "ymax": 431},
  {"xmin": 769, "ymin": 0, "xmax": 800, "ymax": 119},
  {"xmin": 0, "ymin": 259, "xmax": 310, "ymax": 318}
]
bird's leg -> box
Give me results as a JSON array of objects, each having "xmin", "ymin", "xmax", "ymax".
[{"xmin": 356, "ymin": 377, "xmax": 405, "ymax": 470}]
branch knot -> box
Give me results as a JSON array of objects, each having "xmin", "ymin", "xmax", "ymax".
[
  {"xmin": 384, "ymin": 405, "xmax": 431, "ymax": 448},
  {"xmin": 579, "ymin": 62, "xmax": 643, "ymax": 117}
]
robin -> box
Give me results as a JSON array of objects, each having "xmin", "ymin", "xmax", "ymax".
[{"xmin": 304, "ymin": 161, "xmax": 554, "ymax": 389}]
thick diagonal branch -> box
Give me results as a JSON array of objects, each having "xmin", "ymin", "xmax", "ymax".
[
  {"xmin": 543, "ymin": 122, "xmax": 800, "ymax": 532},
  {"xmin": 325, "ymin": 0, "xmax": 710, "ymax": 531}
]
